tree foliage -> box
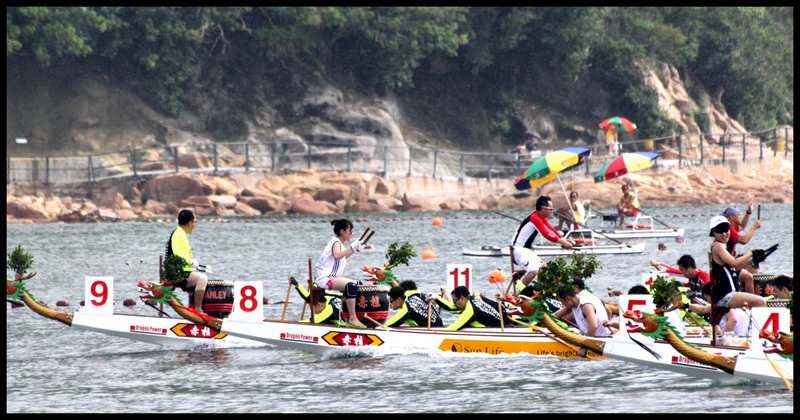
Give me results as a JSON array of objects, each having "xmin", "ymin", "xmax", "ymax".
[{"xmin": 7, "ymin": 7, "xmax": 792, "ymax": 129}]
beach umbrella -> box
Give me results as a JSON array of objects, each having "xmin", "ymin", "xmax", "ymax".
[
  {"xmin": 514, "ymin": 147, "xmax": 591, "ymax": 191},
  {"xmin": 599, "ymin": 116, "xmax": 637, "ymax": 132},
  {"xmin": 593, "ymin": 152, "xmax": 660, "ymax": 183}
]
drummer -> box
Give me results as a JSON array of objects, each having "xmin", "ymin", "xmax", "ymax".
[{"xmin": 313, "ymin": 218, "xmax": 369, "ymax": 329}]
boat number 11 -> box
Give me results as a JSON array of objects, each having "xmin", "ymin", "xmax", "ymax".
[{"xmin": 447, "ymin": 264, "xmax": 472, "ymax": 293}]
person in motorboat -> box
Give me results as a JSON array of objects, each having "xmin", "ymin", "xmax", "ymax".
[
  {"xmin": 649, "ymin": 254, "xmax": 710, "ymax": 293},
  {"xmin": 289, "ymin": 277, "xmax": 349, "ymax": 327},
  {"xmin": 383, "ymin": 281, "xmax": 443, "ymax": 328},
  {"xmin": 722, "ymin": 204, "xmax": 761, "ymax": 294},
  {"xmin": 511, "ymin": 195, "xmax": 574, "ymax": 287},
  {"xmin": 555, "ymin": 190, "xmax": 586, "ymax": 232},
  {"xmin": 313, "ymin": 218, "xmax": 369, "ymax": 328},
  {"xmin": 164, "ymin": 209, "xmax": 209, "ymax": 315},
  {"xmin": 553, "ymin": 279, "xmax": 613, "ymax": 338},
  {"xmin": 438, "ymin": 286, "xmax": 514, "ymax": 331},
  {"xmin": 708, "ymin": 215, "xmax": 767, "ymax": 312},
  {"xmin": 616, "ymin": 183, "xmax": 640, "ymax": 229}
]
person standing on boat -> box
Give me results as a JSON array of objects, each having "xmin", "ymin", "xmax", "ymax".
[
  {"xmin": 314, "ymin": 218, "xmax": 368, "ymax": 328},
  {"xmin": 164, "ymin": 209, "xmax": 209, "ymax": 315},
  {"xmin": 616, "ymin": 183, "xmax": 639, "ymax": 229},
  {"xmin": 553, "ymin": 284, "xmax": 613, "ymax": 338},
  {"xmin": 707, "ymin": 216, "xmax": 766, "ymax": 317},
  {"xmin": 440, "ymin": 286, "xmax": 513, "ymax": 330},
  {"xmin": 722, "ymin": 204, "xmax": 761, "ymax": 294},
  {"xmin": 384, "ymin": 281, "xmax": 443, "ymax": 328},
  {"xmin": 649, "ymin": 255, "xmax": 710, "ymax": 293},
  {"xmin": 555, "ymin": 190, "xmax": 586, "ymax": 232},
  {"xmin": 289, "ymin": 277, "xmax": 347, "ymax": 326},
  {"xmin": 511, "ymin": 195, "xmax": 574, "ymax": 287}
]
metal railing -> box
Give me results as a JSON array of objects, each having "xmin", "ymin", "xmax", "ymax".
[{"xmin": 6, "ymin": 126, "xmax": 792, "ymax": 186}]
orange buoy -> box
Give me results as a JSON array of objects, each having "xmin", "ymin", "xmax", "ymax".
[
  {"xmin": 432, "ymin": 217, "xmax": 443, "ymax": 226},
  {"xmin": 421, "ymin": 247, "xmax": 437, "ymax": 260},
  {"xmin": 488, "ymin": 267, "xmax": 506, "ymax": 284}
]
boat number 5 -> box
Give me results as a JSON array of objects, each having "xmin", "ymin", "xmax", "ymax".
[{"xmin": 447, "ymin": 264, "xmax": 472, "ymax": 293}]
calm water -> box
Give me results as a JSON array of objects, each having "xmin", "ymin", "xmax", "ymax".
[{"xmin": 6, "ymin": 204, "xmax": 794, "ymax": 413}]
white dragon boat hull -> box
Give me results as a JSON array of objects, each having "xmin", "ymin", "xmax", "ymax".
[
  {"xmin": 70, "ymin": 310, "xmax": 266, "ymax": 350},
  {"xmin": 603, "ymin": 295, "xmax": 793, "ymax": 387}
]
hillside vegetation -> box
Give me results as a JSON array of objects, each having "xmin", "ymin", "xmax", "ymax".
[{"xmin": 7, "ymin": 7, "xmax": 793, "ymax": 155}]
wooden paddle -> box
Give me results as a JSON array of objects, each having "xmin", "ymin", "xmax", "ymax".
[{"xmin": 281, "ymin": 277, "xmax": 294, "ymax": 321}]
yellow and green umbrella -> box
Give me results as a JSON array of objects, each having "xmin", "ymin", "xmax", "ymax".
[{"xmin": 514, "ymin": 147, "xmax": 590, "ymax": 191}]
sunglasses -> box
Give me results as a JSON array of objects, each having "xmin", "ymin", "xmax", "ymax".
[
  {"xmin": 541, "ymin": 206, "xmax": 554, "ymax": 211},
  {"xmin": 712, "ymin": 225, "xmax": 730, "ymax": 234}
]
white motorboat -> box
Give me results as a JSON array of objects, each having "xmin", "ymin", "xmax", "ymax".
[{"xmin": 462, "ymin": 228, "xmax": 646, "ymax": 257}]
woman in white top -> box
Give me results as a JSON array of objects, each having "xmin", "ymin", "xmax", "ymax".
[{"xmin": 314, "ymin": 218, "xmax": 368, "ymax": 328}]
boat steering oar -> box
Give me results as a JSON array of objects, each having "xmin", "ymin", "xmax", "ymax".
[
  {"xmin": 506, "ymin": 316, "xmax": 586, "ymax": 357},
  {"xmin": 553, "ymin": 210, "xmax": 631, "ymax": 247}
]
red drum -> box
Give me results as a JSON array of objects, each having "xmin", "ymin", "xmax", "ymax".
[
  {"xmin": 188, "ymin": 279, "xmax": 234, "ymax": 319},
  {"xmin": 341, "ymin": 284, "xmax": 390, "ymax": 323}
]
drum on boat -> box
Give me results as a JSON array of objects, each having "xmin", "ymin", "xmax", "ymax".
[
  {"xmin": 341, "ymin": 284, "xmax": 390, "ymax": 323},
  {"xmin": 188, "ymin": 279, "xmax": 234, "ymax": 319}
]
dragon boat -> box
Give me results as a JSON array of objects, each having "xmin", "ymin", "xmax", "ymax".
[
  {"xmin": 210, "ymin": 280, "xmax": 608, "ymax": 358},
  {"xmin": 6, "ymin": 274, "xmax": 266, "ymax": 349},
  {"xmin": 462, "ymin": 229, "xmax": 646, "ymax": 257},
  {"xmin": 598, "ymin": 294, "xmax": 793, "ymax": 387}
]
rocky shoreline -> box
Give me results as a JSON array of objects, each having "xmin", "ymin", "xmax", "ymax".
[{"xmin": 6, "ymin": 157, "xmax": 793, "ymax": 224}]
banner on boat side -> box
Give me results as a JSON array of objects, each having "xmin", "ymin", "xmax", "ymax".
[
  {"xmin": 321, "ymin": 331, "xmax": 384, "ymax": 347},
  {"xmin": 446, "ymin": 264, "xmax": 472, "ymax": 295},
  {"xmin": 169, "ymin": 323, "xmax": 228, "ymax": 339},
  {"xmin": 82, "ymin": 276, "xmax": 114, "ymax": 316}
]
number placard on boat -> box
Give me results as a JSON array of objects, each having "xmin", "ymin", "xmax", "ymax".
[
  {"xmin": 446, "ymin": 264, "xmax": 472, "ymax": 294},
  {"xmin": 83, "ymin": 276, "xmax": 114, "ymax": 316},
  {"xmin": 229, "ymin": 281, "xmax": 263, "ymax": 323}
]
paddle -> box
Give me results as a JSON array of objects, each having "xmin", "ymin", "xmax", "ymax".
[
  {"xmin": 281, "ymin": 277, "xmax": 294, "ymax": 321},
  {"xmin": 506, "ymin": 316, "xmax": 584, "ymax": 357},
  {"xmin": 553, "ymin": 209, "xmax": 631, "ymax": 248}
]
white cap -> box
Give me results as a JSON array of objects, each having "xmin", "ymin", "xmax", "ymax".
[{"xmin": 708, "ymin": 215, "xmax": 730, "ymax": 236}]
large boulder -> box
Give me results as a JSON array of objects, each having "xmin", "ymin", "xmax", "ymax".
[{"xmin": 143, "ymin": 174, "xmax": 205, "ymax": 204}]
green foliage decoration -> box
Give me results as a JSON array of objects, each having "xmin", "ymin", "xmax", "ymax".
[
  {"xmin": 568, "ymin": 252, "xmax": 602, "ymax": 280},
  {"xmin": 650, "ymin": 276, "xmax": 679, "ymax": 311},
  {"xmin": 161, "ymin": 254, "xmax": 190, "ymax": 285},
  {"xmin": 7, "ymin": 244, "xmax": 34, "ymax": 277},
  {"xmin": 385, "ymin": 242, "xmax": 416, "ymax": 269}
]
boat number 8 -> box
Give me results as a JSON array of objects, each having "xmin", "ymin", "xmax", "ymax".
[{"xmin": 238, "ymin": 284, "xmax": 259, "ymax": 312}]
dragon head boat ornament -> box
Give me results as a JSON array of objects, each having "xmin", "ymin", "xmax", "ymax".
[
  {"xmin": 137, "ymin": 280, "xmax": 223, "ymax": 330},
  {"xmin": 759, "ymin": 330, "xmax": 794, "ymax": 361},
  {"xmin": 7, "ymin": 271, "xmax": 75, "ymax": 326},
  {"xmin": 622, "ymin": 309, "xmax": 738, "ymax": 374}
]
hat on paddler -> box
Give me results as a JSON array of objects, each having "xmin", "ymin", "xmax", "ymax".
[
  {"xmin": 722, "ymin": 207, "xmax": 741, "ymax": 217},
  {"xmin": 708, "ymin": 215, "xmax": 730, "ymax": 236}
]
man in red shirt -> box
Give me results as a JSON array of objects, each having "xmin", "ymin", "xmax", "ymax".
[
  {"xmin": 511, "ymin": 195, "xmax": 574, "ymax": 286},
  {"xmin": 649, "ymin": 254, "xmax": 710, "ymax": 293}
]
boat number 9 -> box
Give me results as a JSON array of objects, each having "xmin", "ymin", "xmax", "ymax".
[
  {"xmin": 238, "ymin": 284, "xmax": 259, "ymax": 312},
  {"xmin": 90, "ymin": 280, "xmax": 108, "ymax": 306}
]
